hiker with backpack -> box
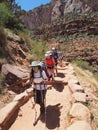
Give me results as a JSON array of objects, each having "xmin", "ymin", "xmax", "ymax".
[
  {"xmin": 52, "ymin": 47, "xmax": 58, "ymax": 65},
  {"xmin": 58, "ymin": 51, "xmax": 64, "ymax": 67},
  {"xmin": 23, "ymin": 61, "xmax": 48, "ymax": 115},
  {"xmin": 51, "ymin": 47, "xmax": 59, "ymax": 73},
  {"xmin": 44, "ymin": 51, "xmax": 55, "ymax": 80}
]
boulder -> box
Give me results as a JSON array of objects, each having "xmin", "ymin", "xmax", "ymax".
[
  {"xmin": 2, "ymin": 64, "xmax": 29, "ymax": 79},
  {"xmin": 68, "ymin": 78, "xmax": 79, "ymax": 84},
  {"xmin": 68, "ymin": 83, "xmax": 84, "ymax": 93},
  {"xmin": 72, "ymin": 92, "xmax": 90, "ymax": 103},
  {"xmin": 69, "ymin": 103, "xmax": 91, "ymax": 122},
  {"xmin": 1, "ymin": 64, "xmax": 29, "ymax": 93}
]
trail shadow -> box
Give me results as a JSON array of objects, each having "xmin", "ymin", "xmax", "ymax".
[
  {"xmin": 40, "ymin": 103, "xmax": 61, "ymax": 129},
  {"xmin": 52, "ymin": 72, "xmax": 65, "ymax": 92},
  {"xmin": 57, "ymin": 72, "xmax": 65, "ymax": 78},
  {"xmin": 53, "ymin": 83, "xmax": 64, "ymax": 92}
]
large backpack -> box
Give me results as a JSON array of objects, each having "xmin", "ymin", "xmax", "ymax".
[
  {"xmin": 45, "ymin": 57, "xmax": 54, "ymax": 67},
  {"xmin": 53, "ymin": 51, "xmax": 58, "ymax": 60}
]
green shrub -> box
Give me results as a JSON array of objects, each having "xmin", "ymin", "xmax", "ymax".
[
  {"xmin": 31, "ymin": 40, "xmax": 48, "ymax": 60},
  {"xmin": 0, "ymin": 27, "xmax": 7, "ymax": 49},
  {"xmin": 75, "ymin": 60, "xmax": 90, "ymax": 70},
  {"xmin": 0, "ymin": 2, "xmax": 25, "ymax": 31},
  {"xmin": 18, "ymin": 32, "xmax": 32, "ymax": 51},
  {"xmin": 0, "ymin": 3, "xmax": 11, "ymax": 26},
  {"xmin": 6, "ymin": 15, "xmax": 25, "ymax": 31}
]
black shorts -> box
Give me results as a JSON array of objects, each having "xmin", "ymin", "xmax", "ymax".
[
  {"xmin": 54, "ymin": 58, "xmax": 58, "ymax": 66},
  {"xmin": 33, "ymin": 89, "xmax": 46, "ymax": 105},
  {"xmin": 47, "ymin": 66, "xmax": 54, "ymax": 69}
]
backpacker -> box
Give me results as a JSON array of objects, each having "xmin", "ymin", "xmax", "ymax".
[{"xmin": 45, "ymin": 57, "xmax": 54, "ymax": 67}]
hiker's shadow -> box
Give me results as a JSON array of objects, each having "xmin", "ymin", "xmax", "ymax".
[
  {"xmin": 57, "ymin": 72, "xmax": 65, "ymax": 78},
  {"xmin": 52, "ymin": 72, "xmax": 65, "ymax": 92},
  {"xmin": 40, "ymin": 104, "xmax": 61, "ymax": 129},
  {"xmin": 53, "ymin": 83, "xmax": 64, "ymax": 92}
]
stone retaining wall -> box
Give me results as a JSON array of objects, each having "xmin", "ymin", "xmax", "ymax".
[{"xmin": 66, "ymin": 64, "xmax": 92, "ymax": 130}]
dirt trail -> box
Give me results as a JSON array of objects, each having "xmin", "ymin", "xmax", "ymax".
[{"xmin": 9, "ymin": 67, "xmax": 72, "ymax": 130}]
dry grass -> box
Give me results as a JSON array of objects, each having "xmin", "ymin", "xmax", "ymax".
[
  {"xmin": 72, "ymin": 63, "xmax": 98, "ymax": 130},
  {"xmin": 73, "ymin": 64, "xmax": 98, "ymax": 89}
]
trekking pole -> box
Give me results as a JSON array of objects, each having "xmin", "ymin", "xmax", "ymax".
[
  {"xmin": 24, "ymin": 83, "xmax": 37, "ymax": 125},
  {"xmin": 44, "ymin": 92, "xmax": 47, "ymax": 130},
  {"xmin": 25, "ymin": 87, "xmax": 35, "ymax": 109},
  {"xmin": 40, "ymin": 83, "xmax": 47, "ymax": 130},
  {"xmin": 33, "ymin": 89, "xmax": 38, "ymax": 126},
  {"xmin": 26, "ymin": 88, "xmax": 37, "ymax": 126}
]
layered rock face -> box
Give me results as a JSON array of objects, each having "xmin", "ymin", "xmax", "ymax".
[
  {"xmin": 20, "ymin": 4, "xmax": 52, "ymax": 30},
  {"xmin": 21, "ymin": 0, "xmax": 98, "ymax": 29}
]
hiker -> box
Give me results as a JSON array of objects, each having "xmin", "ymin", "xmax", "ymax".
[
  {"xmin": 44, "ymin": 52, "xmax": 55, "ymax": 80},
  {"xmin": 23, "ymin": 61, "xmax": 48, "ymax": 114},
  {"xmin": 58, "ymin": 51, "xmax": 64, "ymax": 67},
  {"xmin": 51, "ymin": 47, "xmax": 58, "ymax": 73}
]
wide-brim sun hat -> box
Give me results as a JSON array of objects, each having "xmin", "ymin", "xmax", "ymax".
[
  {"xmin": 38, "ymin": 61, "xmax": 44, "ymax": 67},
  {"xmin": 52, "ymin": 47, "xmax": 55, "ymax": 50},
  {"xmin": 45, "ymin": 53, "xmax": 50, "ymax": 57},
  {"xmin": 30, "ymin": 61, "xmax": 40, "ymax": 67},
  {"xmin": 49, "ymin": 52, "xmax": 52, "ymax": 55},
  {"xmin": 46, "ymin": 51, "xmax": 52, "ymax": 54}
]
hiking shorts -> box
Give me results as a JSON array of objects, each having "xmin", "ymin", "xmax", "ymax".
[
  {"xmin": 47, "ymin": 66, "xmax": 54, "ymax": 69},
  {"xmin": 33, "ymin": 89, "xmax": 46, "ymax": 105}
]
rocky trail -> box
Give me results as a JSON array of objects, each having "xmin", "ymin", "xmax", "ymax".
[
  {"xmin": 0, "ymin": 62, "xmax": 97, "ymax": 130},
  {"xmin": 9, "ymin": 64, "xmax": 72, "ymax": 130}
]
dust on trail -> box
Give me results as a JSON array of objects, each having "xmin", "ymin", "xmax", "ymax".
[{"xmin": 9, "ymin": 68, "xmax": 72, "ymax": 130}]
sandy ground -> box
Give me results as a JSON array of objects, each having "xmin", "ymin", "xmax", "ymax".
[{"xmin": 9, "ymin": 67, "xmax": 72, "ymax": 130}]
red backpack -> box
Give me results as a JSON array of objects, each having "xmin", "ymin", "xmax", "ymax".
[{"xmin": 45, "ymin": 57, "xmax": 54, "ymax": 67}]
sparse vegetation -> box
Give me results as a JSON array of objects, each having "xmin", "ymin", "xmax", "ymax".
[
  {"xmin": 75, "ymin": 60, "xmax": 91, "ymax": 70},
  {"xmin": 0, "ymin": 27, "xmax": 7, "ymax": 49},
  {"xmin": 0, "ymin": 1, "xmax": 26, "ymax": 32},
  {"xmin": 75, "ymin": 60, "xmax": 98, "ymax": 82},
  {"xmin": 0, "ymin": 72, "xmax": 5, "ymax": 94},
  {"xmin": 30, "ymin": 40, "xmax": 48, "ymax": 60}
]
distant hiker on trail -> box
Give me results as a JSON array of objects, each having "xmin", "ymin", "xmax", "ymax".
[
  {"xmin": 52, "ymin": 47, "xmax": 58, "ymax": 65},
  {"xmin": 23, "ymin": 61, "xmax": 48, "ymax": 115},
  {"xmin": 45, "ymin": 51, "xmax": 55, "ymax": 80},
  {"xmin": 58, "ymin": 51, "xmax": 64, "ymax": 67},
  {"xmin": 51, "ymin": 47, "xmax": 58, "ymax": 73}
]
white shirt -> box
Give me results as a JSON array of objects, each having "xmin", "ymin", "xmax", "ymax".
[{"xmin": 32, "ymin": 70, "xmax": 48, "ymax": 90}]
